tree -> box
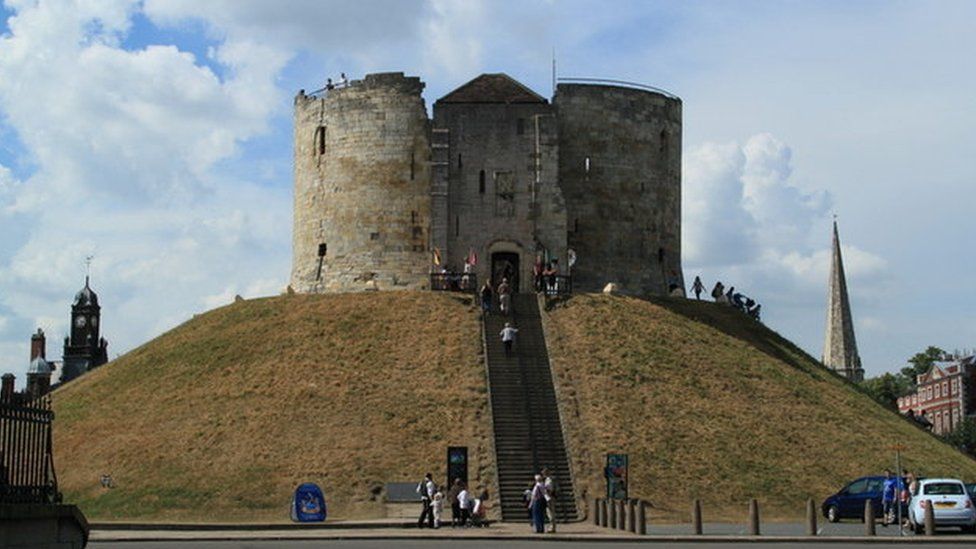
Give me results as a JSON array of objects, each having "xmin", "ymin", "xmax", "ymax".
[
  {"xmin": 860, "ymin": 373, "xmax": 911, "ymax": 410},
  {"xmin": 903, "ymin": 346, "xmax": 947, "ymax": 379},
  {"xmin": 943, "ymin": 418, "xmax": 976, "ymax": 457}
]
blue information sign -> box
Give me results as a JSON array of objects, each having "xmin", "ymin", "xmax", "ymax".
[
  {"xmin": 291, "ymin": 483, "xmax": 327, "ymax": 522},
  {"xmin": 606, "ymin": 453, "xmax": 628, "ymax": 500}
]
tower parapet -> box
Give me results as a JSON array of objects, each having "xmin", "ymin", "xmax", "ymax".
[{"xmin": 291, "ymin": 72, "xmax": 432, "ymax": 293}]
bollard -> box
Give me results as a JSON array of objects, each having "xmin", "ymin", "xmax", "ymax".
[
  {"xmin": 692, "ymin": 499, "xmax": 703, "ymax": 535},
  {"xmin": 748, "ymin": 499, "xmax": 760, "ymax": 536},
  {"xmin": 600, "ymin": 498, "xmax": 608, "ymax": 528},
  {"xmin": 608, "ymin": 498, "xmax": 616, "ymax": 529},
  {"xmin": 637, "ymin": 500, "xmax": 647, "ymax": 535},
  {"xmin": 864, "ymin": 499, "xmax": 876, "ymax": 536},
  {"xmin": 594, "ymin": 498, "xmax": 601, "ymax": 526},
  {"xmin": 924, "ymin": 500, "xmax": 935, "ymax": 536},
  {"xmin": 618, "ymin": 499, "xmax": 627, "ymax": 530},
  {"xmin": 806, "ymin": 498, "xmax": 817, "ymax": 536},
  {"xmin": 629, "ymin": 499, "xmax": 637, "ymax": 533}
]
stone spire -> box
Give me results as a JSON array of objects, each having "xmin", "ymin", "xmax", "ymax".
[{"xmin": 822, "ymin": 220, "xmax": 863, "ymax": 382}]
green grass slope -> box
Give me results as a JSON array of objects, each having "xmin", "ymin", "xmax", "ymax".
[
  {"xmin": 541, "ymin": 294, "xmax": 976, "ymax": 521},
  {"xmin": 53, "ymin": 292, "xmax": 492, "ymax": 522}
]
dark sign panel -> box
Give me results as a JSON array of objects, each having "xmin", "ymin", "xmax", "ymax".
[
  {"xmin": 448, "ymin": 446, "xmax": 468, "ymax": 485},
  {"xmin": 606, "ymin": 453, "xmax": 628, "ymax": 500}
]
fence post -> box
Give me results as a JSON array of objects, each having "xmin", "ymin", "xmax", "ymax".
[
  {"xmin": 864, "ymin": 499, "xmax": 876, "ymax": 536},
  {"xmin": 692, "ymin": 499, "xmax": 703, "ymax": 535},
  {"xmin": 748, "ymin": 499, "xmax": 760, "ymax": 536},
  {"xmin": 618, "ymin": 499, "xmax": 626, "ymax": 530},
  {"xmin": 924, "ymin": 500, "xmax": 935, "ymax": 536},
  {"xmin": 806, "ymin": 498, "xmax": 817, "ymax": 536},
  {"xmin": 637, "ymin": 500, "xmax": 647, "ymax": 535},
  {"xmin": 608, "ymin": 497, "xmax": 616, "ymax": 529},
  {"xmin": 600, "ymin": 498, "xmax": 608, "ymax": 527},
  {"xmin": 628, "ymin": 499, "xmax": 637, "ymax": 533}
]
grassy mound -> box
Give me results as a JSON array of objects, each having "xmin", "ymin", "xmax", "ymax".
[
  {"xmin": 52, "ymin": 292, "xmax": 492, "ymax": 522},
  {"xmin": 541, "ymin": 294, "xmax": 976, "ymax": 521}
]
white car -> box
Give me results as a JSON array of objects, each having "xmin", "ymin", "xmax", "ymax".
[{"xmin": 907, "ymin": 478, "xmax": 976, "ymax": 533}]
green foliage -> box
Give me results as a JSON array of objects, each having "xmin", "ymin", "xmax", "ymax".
[
  {"xmin": 903, "ymin": 346, "xmax": 947, "ymax": 379},
  {"xmin": 943, "ymin": 418, "xmax": 976, "ymax": 457},
  {"xmin": 860, "ymin": 373, "xmax": 911, "ymax": 410}
]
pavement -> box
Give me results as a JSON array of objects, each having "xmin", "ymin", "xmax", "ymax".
[{"xmin": 88, "ymin": 519, "xmax": 976, "ymax": 544}]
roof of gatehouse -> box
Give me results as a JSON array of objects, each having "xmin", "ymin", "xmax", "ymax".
[{"xmin": 437, "ymin": 73, "xmax": 547, "ymax": 104}]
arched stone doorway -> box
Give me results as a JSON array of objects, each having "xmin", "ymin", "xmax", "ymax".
[{"xmin": 486, "ymin": 240, "xmax": 529, "ymax": 293}]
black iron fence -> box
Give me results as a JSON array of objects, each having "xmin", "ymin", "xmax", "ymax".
[
  {"xmin": 0, "ymin": 393, "xmax": 60, "ymax": 504},
  {"xmin": 539, "ymin": 275, "xmax": 573, "ymax": 297},
  {"xmin": 430, "ymin": 272, "xmax": 478, "ymax": 293}
]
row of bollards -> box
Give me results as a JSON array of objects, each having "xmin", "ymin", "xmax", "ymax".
[{"xmin": 592, "ymin": 496, "xmax": 940, "ymax": 537}]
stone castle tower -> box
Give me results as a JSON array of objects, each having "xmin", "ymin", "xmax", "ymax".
[
  {"xmin": 291, "ymin": 72, "xmax": 683, "ymax": 295},
  {"xmin": 822, "ymin": 220, "xmax": 863, "ymax": 382}
]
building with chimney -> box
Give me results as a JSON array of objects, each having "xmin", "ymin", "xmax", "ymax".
[
  {"xmin": 26, "ymin": 328, "xmax": 54, "ymax": 399},
  {"xmin": 822, "ymin": 220, "xmax": 864, "ymax": 382},
  {"xmin": 897, "ymin": 355, "xmax": 976, "ymax": 435}
]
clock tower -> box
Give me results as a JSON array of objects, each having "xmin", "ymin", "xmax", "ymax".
[{"xmin": 61, "ymin": 276, "xmax": 109, "ymax": 383}]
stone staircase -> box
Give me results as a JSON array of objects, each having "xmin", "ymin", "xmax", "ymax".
[{"xmin": 483, "ymin": 293, "xmax": 579, "ymax": 522}]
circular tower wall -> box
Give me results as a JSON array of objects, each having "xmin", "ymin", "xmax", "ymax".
[
  {"xmin": 555, "ymin": 83, "xmax": 683, "ymax": 295},
  {"xmin": 291, "ymin": 73, "xmax": 431, "ymax": 293}
]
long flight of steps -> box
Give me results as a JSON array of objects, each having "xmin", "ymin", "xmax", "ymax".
[{"xmin": 483, "ymin": 293, "xmax": 579, "ymax": 522}]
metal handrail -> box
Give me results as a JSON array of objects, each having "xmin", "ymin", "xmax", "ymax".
[
  {"xmin": 430, "ymin": 272, "xmax": 477, "ymax": 293},
  {"xmin": 556, "ymin": 77, "xmax": 679, "ymax": 100}
]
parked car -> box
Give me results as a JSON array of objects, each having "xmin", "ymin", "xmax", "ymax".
[
  {"xmin": 907, "ymin": 478, "xmax": 976, "ymax": 533},
  {"xmin": 822, "ymin": 476, "xmax": 885, "ymax": 522},
  {"xmin": 967, "ymin": 483, "xmax": 976, "ymax": 505}
]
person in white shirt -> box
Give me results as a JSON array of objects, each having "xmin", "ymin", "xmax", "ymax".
[
  {"xmin": 457, "ymin": 484, "xmax": 471, "ymax": 526},
  {"xmin": 416, "ymin": 473, "xmax": 435, "ymax": 528},
  {"xmin": 528, "ymin": 474, "xmax": 547, "ymax": 533},
  {"xmin": 431, "ymin": 490, "xmax": 444, "ymax": 528},
  {"xmin": 338, "ymin": 72, "xmax": 348, "ymax": 87},
  {"xmin": 542, "ymin": 468, "xmax": 557, "ymax": 533},
  {"xmin": 500, "ymin": 322, "xmax": 518, "ymax": 356}
]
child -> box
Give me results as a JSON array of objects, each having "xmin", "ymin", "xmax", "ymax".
[{"xmin": 431, "ymin": 489, "xmax": 444, "ymax": 528}]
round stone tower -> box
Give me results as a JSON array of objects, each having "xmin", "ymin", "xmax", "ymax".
[
  {"xmin": 291, "ymin": 73, "xmax": 432, "ymax": 293},
  {"xmin": 555, "ymin": 82, "xmax": 683, "ymax": 295}
]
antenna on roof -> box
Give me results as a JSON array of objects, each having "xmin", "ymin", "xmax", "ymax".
[{"xmin": 85, "ymin": 255, "xmax": 94, "ymax": 283}]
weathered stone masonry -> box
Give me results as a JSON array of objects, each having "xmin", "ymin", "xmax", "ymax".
[{"xmin": 291, "ymin": 72, "xmax": 683, "ymax": 296}]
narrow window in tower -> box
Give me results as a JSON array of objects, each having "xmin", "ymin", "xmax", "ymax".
[
  {"xmin": 658, "ymin": 247, "xmax": 666, "ymax": 263},
  {"xmin": 574, "ymin": 218, "xmax": 579, "ymax": 234},
  {"xmin": 370, "ymin": 232, "xmax": 380, "ymax": 241},
  {"xmin": 315, "ymin": 126, "xmax": 326, "ymax": 155},
  {"xmin": 410, "ymin": 152, "xmax": 415, "ymax": 180},
  {"xmin": 411, "ymin": 210, "xmax": 417, "ymax": 224},
  {"xmin": 455, "ymin": 215, "xmax": 460, "ymax": 237},
  {"xmin": 517, "ymin": 118, "xmax": 525, "ymax": 135},
  {"xmin": 659, "ymin": 129, "xmax": 667, "ymax": 154},
  {"xmin": 584, "ymin": 157, "xmax": 591, "ymax": 173},
  {"xmin": 479, "ymin": 170, "xmax": 486, "ymax": 194},
  {"xmin": 458, "ymin": 154, "xmax": 463, "ymax": 169}
]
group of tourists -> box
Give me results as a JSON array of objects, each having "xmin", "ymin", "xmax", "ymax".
[
  {"xmin": 480, "ymin": 277, "xmax": 513, "ymax": 316},
  {"xmin": 881, "ymin": 468, "xmax": 920, "ymax": 527},
  {"xmin": 689, "ymin": 276, "xmax": 762, "ymax": 321},
  {"xmin": 522, "ymin": 468, "xmax": 559, "ymax": 534},
  {"xmin": 416, "ymin": 474, "xmax": 489, "ymax": 529},
  {"xmin": 533, "ymin": 257, "xmax": 565, "ymax": 295},
  {"xmin": 323, "ymin": 72, "xmax": 349, "ymax": 91},
  {"xmin": 904, "ymin": 409, "xmax": 934, "ymax": 431}
]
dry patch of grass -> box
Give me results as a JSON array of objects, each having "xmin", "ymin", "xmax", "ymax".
[
  {"xmin": 53, "ymin": 292, "xmax": 491, "ymax": 522},
  {"xmin": 542, "ymin": 294, "xmax": 976, "ymax": 522}
]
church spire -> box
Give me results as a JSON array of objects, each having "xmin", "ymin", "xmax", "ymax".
[{"xmin": 822, "ymin": 219, "xmax": 863, "ymax": 382}]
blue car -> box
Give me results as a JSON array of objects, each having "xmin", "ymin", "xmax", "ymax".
[{"xmin": 822, "ymin": 476, "xmax": 886, "ymax": 522}]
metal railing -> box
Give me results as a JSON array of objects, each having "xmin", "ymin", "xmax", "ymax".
[
  {"xmin": 556, "ymin": 77, "xmax": 679, "ymax": 100},
  {"xmin": 0, "ymin": 393, "xmax": 60, "ymax": 504},
  {"xmin": 538, "ymin": 275, "xmax": 573, "ymax": 297},
  {"xmin": 430, "ymin": 272, "xmax": 478, "ymax": 293}
]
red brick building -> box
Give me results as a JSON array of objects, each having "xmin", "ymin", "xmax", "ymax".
[{"xmin": 898, "ymin": 355, "xmax": 976, "ymax": 435}]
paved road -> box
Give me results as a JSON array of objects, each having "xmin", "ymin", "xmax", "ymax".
[{"xmin": 88, "ymin": 542, "xmax": 976, "ymax": 549}]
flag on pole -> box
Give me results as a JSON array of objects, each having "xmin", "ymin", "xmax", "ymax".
[
  {"xmin": 467, "ymin": 248, "xmax": 478, "ymax": 266},
  {"xmin": 432, "ymin": 248, "xmax": 442, "ymax": 266}
]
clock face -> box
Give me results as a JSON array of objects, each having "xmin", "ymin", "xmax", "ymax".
[{"xmin": 75, "ymin": 316, "xmax": 87, "ymax": 328}]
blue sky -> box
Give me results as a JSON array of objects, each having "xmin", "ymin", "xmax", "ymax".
[{"xmin": 1, "ymin": 0, "xmax": 975, "ymax": 385}]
